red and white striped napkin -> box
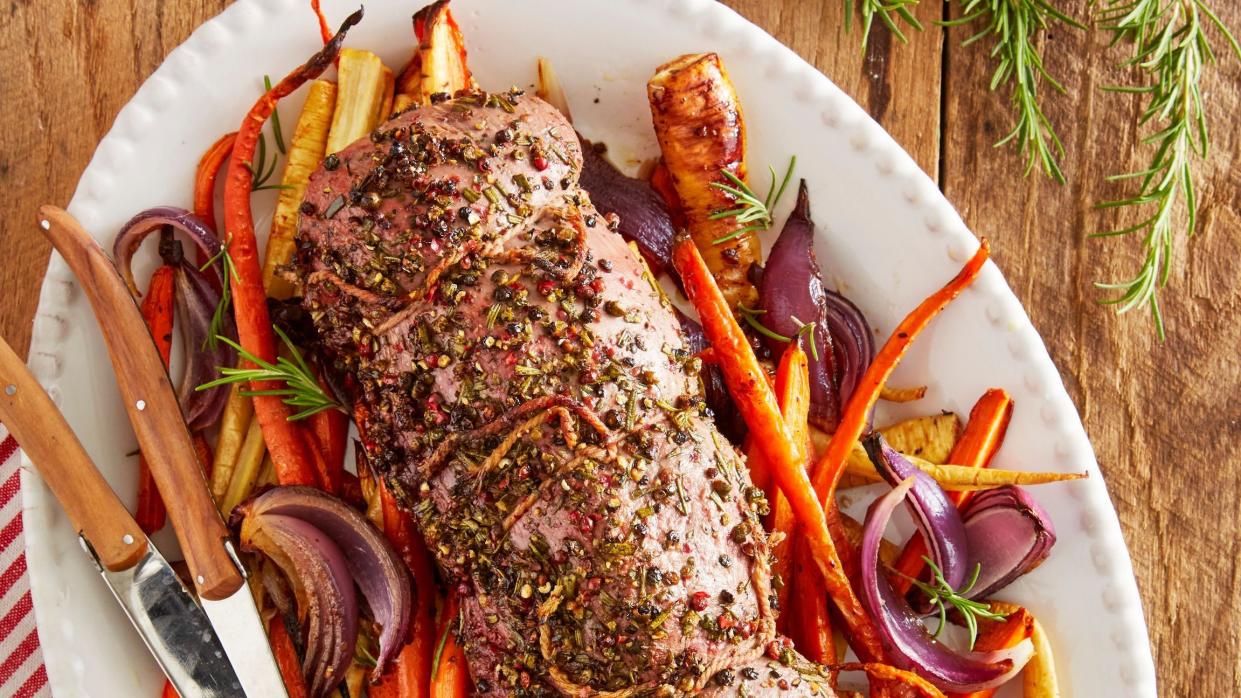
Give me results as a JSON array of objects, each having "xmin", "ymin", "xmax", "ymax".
[{"xmin": 0, "ymin": 427, "xmax": 50, "ymax": 697}]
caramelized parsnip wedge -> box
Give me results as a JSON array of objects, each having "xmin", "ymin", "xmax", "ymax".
[{"xmin": 648, "ymin": 53, "xmax": 760, "ymax": 308}]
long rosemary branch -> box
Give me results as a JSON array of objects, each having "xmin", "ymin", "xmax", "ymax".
[{"xmin": 1095, "ymin": 0, "xmax": 1240, "ymax": 339}]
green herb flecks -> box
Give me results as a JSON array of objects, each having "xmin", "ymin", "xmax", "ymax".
[
  {"xmin": 909, "ymin": 557, "xmax": 1008, "ymax": 650},
  {"xmin": 1094, "ymin": 0, "xmax": 1240, "ymax": 339},
  {"xmin": 943, "ymin": 0, "xmax": 1085, "ymax": 184},
  {"xmin": 198, "ymin": 325, "xmax": 341, "ymax": 420},
  {"xmin": 710, "ymin": 156, "xmax": 797, "ymax": 244}
]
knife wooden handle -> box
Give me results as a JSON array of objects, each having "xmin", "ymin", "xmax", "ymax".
[
  {"xmin": 0, "ymin": 337, "xmax": 150, "ymax": 571},
  {"xmin": 38, "ymin": 205, "xmax": 244, "ymax": 601}
]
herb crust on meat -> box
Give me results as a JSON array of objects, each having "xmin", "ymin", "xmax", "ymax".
[{"xmin": 296, "ymin": 89, "xmax": 835, "ymax": 697}]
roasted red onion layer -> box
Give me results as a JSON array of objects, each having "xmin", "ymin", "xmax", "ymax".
[
  {"xmin": 864, "ymin": 433, "xmax": 969, "ymax": 590},
  {"xmin": 239, "ymin": 512, "xmax": 358, "ymax": 698},
  {"xmin": 246, "ymin": 486, "xmax": 412, "ymax": 678},
  {"xmin": 578, "ymin": 137, "xmax": 676, "ymax": 275},
  {"xmin": 113, "ymin": 206, "xmax": 233, "ymax": 429},
  {"xmin": 962, "ymin": 486, "xmax": 1057, "ymax": 600},
  {"xmin": 237, "ymin": 486, "xmax": 414, "ymax": 692},
  {"xmin": 861, "ymin": 477, "xmax": 1034, "ymax": 691},
  {"xmin": 759, "ymin": 180, "xmax": 839, "ymax": 428}
]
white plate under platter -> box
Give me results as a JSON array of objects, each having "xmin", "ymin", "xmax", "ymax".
[{"xmin": 22, "ymin": 0, "xmax": 1156, "ymax": 695}]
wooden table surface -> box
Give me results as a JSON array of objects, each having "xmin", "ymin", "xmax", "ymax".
[{"xmin": 2, "ymin": 1, "xmax": 1239, "ymax": 694}]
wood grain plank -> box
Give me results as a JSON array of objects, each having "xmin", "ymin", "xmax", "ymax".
[
  {"xmin": 0, "ymin": 0, "xmax": 230, "ymax": 357},
  {"xmin": 940, "ymin": 6, "xmax": 1241, "ymax": 696},
  {"xmin": 721, "ymin": 0, "xmax": 945, "ymax": 179}
]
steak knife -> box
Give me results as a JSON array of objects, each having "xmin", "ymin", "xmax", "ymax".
[
  {"xmin": 35, "ymin": 205, "xmax": 289, "ymax": 698},
  {"xmin": 0, "ymin": 336, "xmax": 245, "ymax": 697}
]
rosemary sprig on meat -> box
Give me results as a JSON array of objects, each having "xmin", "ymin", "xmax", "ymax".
[
  {"xmin": 1094, "ymin": 0, "xmax": 1241, "ymax": 339},
  {"xmin": 198, "ymin": 325, "xmax": 340, "ymax": 420}
]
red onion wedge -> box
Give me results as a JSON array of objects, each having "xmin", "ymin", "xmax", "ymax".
[
  {"xmin": 174, "ymin": 262, "xmax": 233, "ymax": 430},
  {"xmin": 113, "ymin": 206, "xmax": 234, "ymax": 430},
  {"xmin": 113, "ymin": 206, "xmax": 226, "ymax": 295},
  {"xmin": 824, "ymin": 289, "xmax": 874, "ymax": 406},
  {"xmin": 238, "ymin": 511, "xmax": 358, "ymax": 698},
  {"xmin": 675, "ymin": 309, "xmax": 744, "ymax": 442},
  {"xmin": 864, "ymin": 433, "xmax": 969, "ymax": 590},
  {"xmin": 578, "ymin": 137, "xmax": 676, "ymax": 275},
  {"xmin": 862, "ymin": 477, "xmax": 1034, "ymax": 691},
  {"xmin": 961, "ymin": 486, "xmax": 1057, "ymax": 599},
  {"xmin": 758, "ymin": 180, "xmax": 840, "ymax": 428},
  {"xmin": 240, "ymin": 486, "xmax": 412, "ymax": 681}
]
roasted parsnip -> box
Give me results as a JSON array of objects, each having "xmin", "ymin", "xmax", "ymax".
[
  {"xmin": 648, "ymin": 53, "xmax": 760, "ymax": 308},
  {"xmin": 394, "ymin": 0, "xmax": 474, "ymax": 112},
  {"xmin": 1024, "ymin": 617, "xmax": 1061, "ymax": 697},
  {"xmin": 264, "ymin": 79, "xmax": 337, "ymax": 300},
  {"xmin": 878, "ymin": 413, "xmax": 963, "ymax": 465},
  {"xmin": 327, "ymin": 49, "xmax": 393, "ymax": 154},
  {"xmin": 536, "ymin": 56, "xmax": 572, "ymax": 121}
]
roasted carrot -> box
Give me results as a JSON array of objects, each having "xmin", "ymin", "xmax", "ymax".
[
  {"xmin": 135, "ymin": 265, "xmax": 175, "ymax": 533},
  {"xmin": 830, "ymin": 663, "xmax": 947, "ymax": 698},
  {"xmin": 307, "ymin": 401, "xmax": 347, "ymax": 493},
  {"xmin": 757, "ymin": 344, "xmax": 810, "ymax": 635},
  {"xmin": 810, "ymin": 240, "xmax": 991, "ymax": 510},
  {"xmin": 950, "ymin": 604, "xmax": 1034, "ymax": 698},
  {"xmin": 649, "ymin": 159, "xmax": 686, "ymax": 228},
  {"xmin": 269, "ymin": 615, "xmax": 310, "ymax": 698},
  {"xmin": 309, "ymin": 0, "xmax": 332, "ymax": 45},
  {"xmin": 193, "ymin": 132, "xmax": 237, "ymax": 240},
  {"xmin": 431, "ymin": 592, "xmax": 470, "ymax": 697},
  {"xmin": 792, "ymin": 535, "xmax": 833, "ymax": 662},
  {"xmin": 192, "ymin": 432, "xmax": 214, "ymax": 481},
  {"xmin": 672, "ymin": 236, "xmax": 884, "ymax": 663},
  {"xmin": 892, "ymin": 389, "xmax": 1013, "ymax": 594},
  {"xmin": 222, "ymin": 12, "xmax": 359, "ymax": 487},
  {"xmin": 382, "ymin": 483, "xmax": 436, "ymax": 697}
]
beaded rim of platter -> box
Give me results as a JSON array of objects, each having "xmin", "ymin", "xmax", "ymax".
[{"xmin": 22, "ymin": 0, "xmax": 1157, "ymax": 695}]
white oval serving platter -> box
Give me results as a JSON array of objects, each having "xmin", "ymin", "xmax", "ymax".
[{"xmin": 23, "ymin": 0, "xmax": 1155, "ymax": 695}]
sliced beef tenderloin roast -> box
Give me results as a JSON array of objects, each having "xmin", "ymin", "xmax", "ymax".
[{"xmin": 295, "ymin": 89, "xmax": 834, "ymax": 696}]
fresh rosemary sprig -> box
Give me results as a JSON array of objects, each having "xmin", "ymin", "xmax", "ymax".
[
  {"xmin": 1094, "ymin": 0, "xmax": 1240, "ymax": 339},
  {"xmin": 910, "ymin": 557, "xmax": 1007, "ymax": 650},
  {"xmin": 199, "ymin": 236, "xmax": 238, "ymax": 350},
  {"xmin": 849, "ymin": 0, "xmax": 924, "ymax": 49},
  {"xmin": 736, "ymin": 305, "xmax": 819, "ymax": 361},
  {"xmin": 248, "ymin": 75, "xmax": 291, "ymax": 192},
  {"xmin": 709, "ymin": 156, "xmax": 797, "ymax": 244},
  {"xmin": 943, "ymin": 0, "xmax": 1085, "ymax": 183},
  {"xmin": 198, "ymin": 325, "xmax": 341, "ymax": 420}
]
